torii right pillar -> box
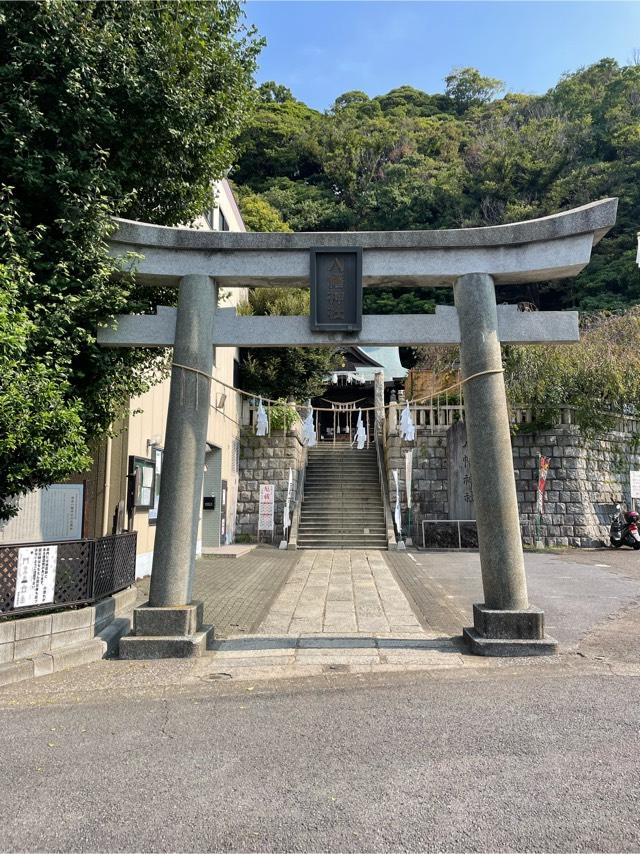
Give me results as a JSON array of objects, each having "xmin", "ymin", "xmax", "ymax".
[{"xmin": 454, "ymin": 273, "xmax": 556, "ymax": 655}]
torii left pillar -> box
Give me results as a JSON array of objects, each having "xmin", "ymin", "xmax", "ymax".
[{"xmin": 120, "ymin": 274, "xmax": 215, "ymax": 658}]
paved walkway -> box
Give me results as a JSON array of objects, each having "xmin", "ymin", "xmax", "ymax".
[
  {"xmin": 129, "ymin": 546, "xmax": 640, "ymax": 683},
  {"xmin": 137, "ymin": 548, "xmax": 299, "ymax": 637},
  {"xmin": 209, "ymin": 550, "xmax": 468, "ymax": 678},
  {"xmin": 259, "ymin": 549, "xmax": 424, "ymax": 635}
]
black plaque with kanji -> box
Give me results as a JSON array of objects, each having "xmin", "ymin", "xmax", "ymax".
[{"xmin": 310, "ymin": 247, "xmax": 362, "ymax": 332}]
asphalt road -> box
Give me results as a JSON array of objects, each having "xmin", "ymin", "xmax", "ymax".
[
  {"xmin": 3, "ymin": 546, "xmax": 640, "ymax": 853},
  {"xmin": 2, "ymin": 662, "xmax": 639, "ymax": 853}
]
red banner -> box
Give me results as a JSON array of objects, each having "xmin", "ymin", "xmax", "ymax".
[{"xmin": 537, "ymin": 456, "xmax": 551, "ymax": 513}]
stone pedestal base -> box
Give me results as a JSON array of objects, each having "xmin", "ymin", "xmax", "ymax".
[
  {"xmin": 119, "ymin": 601, "xmax": 213, "ymax": 660},
  {"xmin": 463, "ymin": 603, "xmax": 558, "ymax": 657}
]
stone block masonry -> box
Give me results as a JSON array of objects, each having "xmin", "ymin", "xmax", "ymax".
[
  {"xmin": 236, "ymin": 429, "xmax": 307, "ymax": 542},
  {"xmin": 387, "ymin": 424, "xmax": 640, "ymax": 548},
  {"xmin": 513, "ymin": 426, "xmax": 640, "ymax": 548}
]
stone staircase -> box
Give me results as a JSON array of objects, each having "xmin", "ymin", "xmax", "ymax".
[{"xmin": 297, "ymin": 444, "xmax": 388, "ymax": 549}]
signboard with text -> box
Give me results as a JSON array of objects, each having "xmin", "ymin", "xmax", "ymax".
[
  {"xmin": 631, "ymin": 470, "xmax": 640, "ymax": 500},
  {"xmin": 13, "ymin": 545, "xmax": 57, "ymax": 609},
  {"xmin": 310, "ymin": 247, "xmax": 362, "ymax": 332},
  {"xmin": 0, "ymin": 485, "xmax": 83, "ymax": 545},
  {"xmin": 258, "ymin": 483, "xmax": 275, "ymax": 531}
]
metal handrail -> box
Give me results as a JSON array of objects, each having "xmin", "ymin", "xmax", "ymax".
[
  {"xmin": 374, "ymin": 419, "xmax": 397, "ymax": 550},
  {"xmin": 287, "ymin": 452, "xmax": 307, "ymax": 549},
  {"xmin": 421, "ymin": 519, "xmax": 477, "ymax": 550}
]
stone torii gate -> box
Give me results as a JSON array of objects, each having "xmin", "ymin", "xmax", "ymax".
[{"xmin": 100, "ymin": 199, "xmax": 617, "ymax": 658}]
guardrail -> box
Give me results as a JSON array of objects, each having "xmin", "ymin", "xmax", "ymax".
[
  {"xmin": 287, "ymin": 462, "xmax": 307, "ymax": 549},
  {"xmin": 421, "ymin": 520, "xmax": 478, "ymax": 550},
  {"xmin": 0, "ymin": 532, "xmax": 137, "ymax": 619}
]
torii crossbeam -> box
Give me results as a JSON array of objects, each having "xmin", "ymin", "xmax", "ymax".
[{"xmin": 104, "ymin": 199, "xmax": 617, "ymax": 659}]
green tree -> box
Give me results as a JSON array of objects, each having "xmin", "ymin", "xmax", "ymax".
[
  {"xmin": 238, "ymin": 287, "xmax": 342, "ymax": 400},
  {"xmin": 0, "ymin": 197, "xmax": 92, "ymax": 521},
  {"xmin": 234, "ymin": 192, "xmax": 341, "ymax": 400},
  {"xmin": 0, "ymin": 0, "xmax": 260, "ymax": 517},
  {"xmin": 235, "ymin": 189, "xmax": 293, "ymax": 233},
  {"xmin": 504, "ymin": 310, "xmax": 640, "ymax": 431},
  {"xmin": 232, "ymin": 59, "xmax": 640, "ymax": 316},
  {"xmin": 444, "ymin": 67, "xmax": 504, "ymax": 112}
]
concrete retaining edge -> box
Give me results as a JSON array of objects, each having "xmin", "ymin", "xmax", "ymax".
[{"xmin": 0, "ymin": 587, "xmax": 137, "ymax": 688}]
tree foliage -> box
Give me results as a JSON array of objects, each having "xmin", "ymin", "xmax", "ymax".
[
  {"xmin": 444, "ymin": 67, "xmax": 504, "ymax": 112},
  {"xmin": 232, "ymin": 59, "xmax": 640, "ymax": 312},
  {"xmin": 237, "ymin": 289, "xmax": 342, "ymax": 401},
  {"xmin": 504, "ymin": 310, "xmax": 640, "ymax": 430},
  {"xmin": 234, "ymin": 185, "xmax": 341, "ymax": 400},
  {"xmin": 0, "ymin": 0, "xmax": 260, "ymax": 516}
]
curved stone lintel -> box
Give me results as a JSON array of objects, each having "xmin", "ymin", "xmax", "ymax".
[{"xmin": 109, "ymin": 198, "xmax": 617, "ymax": 287}]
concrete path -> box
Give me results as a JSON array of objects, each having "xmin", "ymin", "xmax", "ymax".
[
  {"xmin": 206, "ymin": 547, "xmax": 640, "ymax": 681},
  {"xmin": 208, "ymin": 550, "xmax": 470, "ymax": 679},
  {"xmin": 137, "ymin": 548, "xmax": 299, "ymax": 637},
  {"xmin": 259, "ymin": 549, "xmax": 424, "ymax": 635}
]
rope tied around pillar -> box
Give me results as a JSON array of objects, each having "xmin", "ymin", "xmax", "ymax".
[
  {"xmin": 174, "ymin": 361, "xmax": 213, "ymax": 412},
  {"xmin": 459, "ymin": 367, "xmax": 505, "ymax": 386}
]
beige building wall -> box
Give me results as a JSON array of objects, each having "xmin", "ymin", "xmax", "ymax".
[{"xmin": 94, "ymin": 179, "xmax": 248, "ymax": 577}]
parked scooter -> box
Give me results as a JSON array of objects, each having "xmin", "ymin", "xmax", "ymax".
[{"xmin": 609, "ymin": 504, "xmax": 640, "ymax": 549}]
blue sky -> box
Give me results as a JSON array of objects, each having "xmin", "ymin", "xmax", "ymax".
[{"xmin": 244, "ymin": 1, "xmax": 640, "ymax": 110}]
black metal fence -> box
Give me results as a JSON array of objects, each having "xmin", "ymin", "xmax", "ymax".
[{"xmin": 0, "ymin": 532, "xmax": 137, "ymax": 619}]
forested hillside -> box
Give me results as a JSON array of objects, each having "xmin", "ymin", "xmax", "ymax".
[{"xmin": 232, "ymin": 61, "xmax": 640, "ymax": 313}]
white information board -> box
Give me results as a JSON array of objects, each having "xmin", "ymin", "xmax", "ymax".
[
  {"xmin": 258, "ymin": 483, "xmax": 275, "ymax": 531},
  {"xmin": 0, "ymin": 485, "xmax": 83, "ymax": 545},
  {"xmin": 13, "ymin": 545, "xmax": 58, "ymax": 608},
  {"xmin": 631, "ymin": 471, "xmax": 640, "ymax": 500}
]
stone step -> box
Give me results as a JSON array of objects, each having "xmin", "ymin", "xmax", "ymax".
[
  {"xmin": 308, "ymin": 448, "xmax": 376, "ymax": 453},
  {"xmin": 300, "ymin": 508, "xmax": 385, "ymax": 516},
  {"xmin": 304, "ymin": 489, "xmax": 382, "ymax": 494},
  {"xmin": 300, "ymin": 511, "xmax": 385, "ymax": 518},
  {"xmin": 306, "ymin": 467, "xmax": 378, "ymax": 472},
  {"xmin": 300, "ymin": 505, "xmax": 385, "ymax": 512},
  {"xmin": 297, "ymin": 542, "xmax": 388, "ymax": 549},
  {"xmin": 299, "ymin": 444, "xmax": 385, "ymax": 546},
  {"xmin": 300, "ymin": 521, "xmax": 386, "ymax": 528},
  {"xmin": 302, "ymin": 505, "xmax": 383, "ymax": 511},
  {"xmin": 305, "ymin": 472, "xmax": 379, "ymax": 478},
  {"xmin": 298, "ymin": 529, "xmax": 387, "ymax": 536},
  {"xmin": 298, "ymin": 533, "xmax": 387, "ymax": 546},
  {"xmin": 305, "ymin": 482, "xmax": 379, "ymax": 487}
]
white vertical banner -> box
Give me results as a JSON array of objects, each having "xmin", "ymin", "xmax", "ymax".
[
  {"xmin": 400, "ymin": 402, "xmax": 416, "ymax": 441},
  {"xmin": 302, "ymin": 404, "xmax": 317, "ymax": 447},
  {"xmin": 355, "ymin": 409, "xmax": 366, "ymax": 450},
  {"xmin": 256, "ymin": 398, "xmax": 269, "ymax": 436},
  {"xmin": 283, "ymin": 468, "xmax": 293, "ymax": 534},
  {"xmin": 392, "ymin": 469, "xmax": 402, "ymax": 536},
  {"xmin": 405, "ymin": 449, "xmax": 413, "ymax": 510},
  {"xmin": 13, "ymin": 545, "xmax": 58, "ymax": 608}
]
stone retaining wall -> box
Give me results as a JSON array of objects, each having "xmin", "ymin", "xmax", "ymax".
[
  {"xmin": 0, "ymin": 586, "xmax": 137, "ymax": 686},
  {"xmin": 386, "ymin": 424, "xmax": 640, "ymax": 548},
  {"xmin": 387, "ymin": 430, "xmax": 450, "ymax": 522},
  {"xmin": 236, "ymin": 429, "xmax": 307, "ymax": 542}
]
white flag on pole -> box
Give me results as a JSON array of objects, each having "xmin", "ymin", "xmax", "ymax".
[
  {"xmin": 256, "ymin": 398, "xmax": 268, "ymax": 436},
  {"xmin": 283, "ymin": 467, "xmax": 293, "ymax": 533},
  {"xmin": 355, "ymin": 409, "xmax": 366, "ymax": 450},
  {"xmin": 399, "ymin": 402, "xmax": 415, "ymax": 441},
  {"xmin": 405, "ymin": 449, "xmax": 413, "ymax": 510},
  {"xmin": 302, "ymin": 403, "xmax": 317, "ymax": 447},
  {"xmin": 392, "ymin": 469, "xmax": 402, "ymax": 536}
]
